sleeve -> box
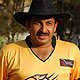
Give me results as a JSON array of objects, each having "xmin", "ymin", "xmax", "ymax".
[
  {"xmin": 0, "ymin": 48, "xmax": 7, "ymax": 80},
  {"xmin": 70, "ymin": 46, "xmax": 80, "ymax": 80},
  {"xmin": 0, "ymin": 45, "xmax": 20, "ymax": 80},
  {"xmin": 75, "ymin": 51, "xmax": 80, "ymax": 80}
]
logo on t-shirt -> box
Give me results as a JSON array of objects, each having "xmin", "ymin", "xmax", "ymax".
[
  {"xmin": 60, "ymin": 59, "xmax": 74, "ymax": 67},
  {"xmin": 25, "ymin": 73, "xmax": 60, "ymax": 80}
]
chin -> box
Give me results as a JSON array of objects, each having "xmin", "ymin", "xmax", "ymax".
[{"xmin": 38, "ymin": 40, "xmax": 49, "ymax": 45}]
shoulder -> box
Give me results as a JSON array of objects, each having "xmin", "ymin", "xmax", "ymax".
[
  {"xmin": 56, "ymin": 40, "xmax": 79, "ymax": 55},
  {"xmin": 1, "ymin": 40, "xmax": 27, "ymax": 54},
  {"xmin": 0, "ymin": 40, "xmax": 28, "ymax": 59},
  {"xmin": 56, "ymin": 40, "xmax": 79, "ymax": 49},
  {"xmin": 56, "ymin": 40, "xmax": 80, "ymax": 60}
]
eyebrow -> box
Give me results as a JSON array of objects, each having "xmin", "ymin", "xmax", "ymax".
[{"xmin": 32, "ymin": 17, "xmax": 40, "ymax": 22}]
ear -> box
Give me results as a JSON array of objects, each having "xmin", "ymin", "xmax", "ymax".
[
  {"xmin": 54, "ymin": 21, "xmax": 58, "ymax": 32},
  {"xmin": 25, "ymin": 20, "xmax": 30, "ymax": 30}
]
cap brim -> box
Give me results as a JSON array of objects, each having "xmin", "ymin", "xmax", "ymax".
[{"xmin": 14, "ymin": 12, "xmax": 30, "ymax": 26}]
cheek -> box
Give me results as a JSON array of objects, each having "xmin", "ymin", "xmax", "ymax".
[
  {"xmin": 30, "ymin": 26, "xmax": 40, "ymax": 34},
  {"xmin": 48, "ymin": 26, "xmax": 55, "ymax": 34},
  {"xmin": 50, "ymin": 30, "xmax": 54, "ymax": 36}
]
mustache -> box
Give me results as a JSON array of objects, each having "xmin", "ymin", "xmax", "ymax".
[{"xmin": 37, "ymin": 31, "xmax": 49, "ymax": 36}]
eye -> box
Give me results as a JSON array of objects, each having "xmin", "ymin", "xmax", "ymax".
[
  {"xmin": 33, "ymin": 21, "xmax": 41, "ymax": 26},
  {"xmin": 46, "ymin": 21, "xmax": 53, "ymax": 26}
]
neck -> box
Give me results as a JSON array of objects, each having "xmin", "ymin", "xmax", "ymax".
[
  {"xmin": 31, "ymin": 40, "xmax": 52, "ymax": 48},
  {"xmin": 31, "ymin": 40, "xmax": 54, "ymax": 61}
]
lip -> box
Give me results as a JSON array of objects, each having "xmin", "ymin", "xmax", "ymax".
[{"xmin": 38, "ymin": 35, "xmax": 48, "ymax": 39}]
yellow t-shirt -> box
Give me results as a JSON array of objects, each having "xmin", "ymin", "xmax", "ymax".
[{"xmin": 0, "ymin": 40, "xmax": 80, "ymax": 80}]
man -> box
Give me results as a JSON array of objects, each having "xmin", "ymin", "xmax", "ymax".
[{"xmin": 0, "ymin": 0, "xmax": 80, "ymax": 80}]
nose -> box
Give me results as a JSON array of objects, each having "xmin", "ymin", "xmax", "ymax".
[{"xmin": 40, "ymin": 23, "xmax": 47, "ymax": 33}]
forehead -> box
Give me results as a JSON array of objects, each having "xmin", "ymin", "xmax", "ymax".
[{"xmin": 31, "ymin": 16, "xmax": 56, "ymax": 21}]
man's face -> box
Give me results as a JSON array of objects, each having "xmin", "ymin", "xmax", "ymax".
[{"xmin": 26, "ymin": 17, "xmax": 58, "ymax": 46}]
